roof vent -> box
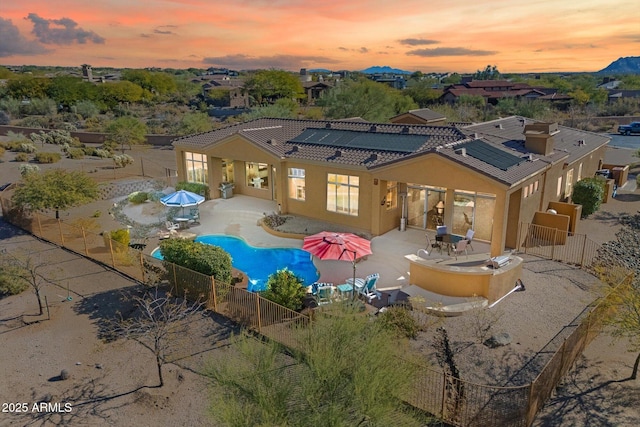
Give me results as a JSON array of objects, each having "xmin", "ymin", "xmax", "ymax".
[
  {"xmin": 527, "ymin": 153, "xmax": 534, "ymax": 161},
  {"xmin": 325, "ymin": 123, "xmax": 332, "ymax": 129},
  {"xmin": 401, "ymin": 126, "xmax": 410, "ymax": 134},
  {"xmin": 269, "ymin": 138, "xmax": 277, "ymax": 145},
  {"xmin": 578, "ymin": 139, "xmax": 585, "ymax": 146},
  {"xmin": 473, "ymin": 133, "xmax": 479, "ymax": 139},
  {"xmin": 455, "ymin": 147, "xmax": 467, "ymax": 156},
  {"xmin": 370, "ymin": 125, "xmax": 378, "ymax": 132},
  {"xmin": 334, "ymin": 150, "xmax": 342, "ymax": 157},
  {"xmin": 496, "ymin": 123, "xmax": 503, "ymax": 129}
]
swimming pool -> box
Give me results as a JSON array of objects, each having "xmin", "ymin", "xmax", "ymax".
[{"xmin": 152, "ymin": 235, "xmax": 319, "ymax": 292}]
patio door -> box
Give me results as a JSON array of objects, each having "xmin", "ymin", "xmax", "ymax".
[{"xmin": 407, "ymin": 186, "xmax": 445, "ymax": 230}]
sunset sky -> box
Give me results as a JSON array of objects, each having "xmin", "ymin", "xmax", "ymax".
[{"xmin": 0, "ymin": 0, "xmax": 638, "ymax": 73}]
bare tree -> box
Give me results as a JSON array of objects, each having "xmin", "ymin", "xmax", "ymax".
[{"xmin": 111, "ymin": 286, "xmax": 204, "ymax": 387}]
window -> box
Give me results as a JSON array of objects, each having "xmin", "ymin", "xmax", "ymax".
[
  {"xmin": 246, "ymin": 162, "xmax": 268, "ymax": 189},
  {"xmin": 565, "ymin": 169, "xmax": 574, "ymax": 197},
  {"xmin": 577, "ymin": 163, "xmax": 583, "ymax": 181},
  {"xmin": 288, "ymin": 168, "xmax": 305, "ymax": 201},
  {"xmin": 185, "ymin": 152, "xmax": 208, "ymax": 184},
  {"xmin": 386, "ymin": 181, "xmax": 398, "ymax": 210},
  {"xmin": 327, "ymin": 173, "xmax": 359, "ymax": 216}
]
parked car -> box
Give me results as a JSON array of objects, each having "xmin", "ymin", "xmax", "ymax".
[{"xmin": 618, "ymin": 122, "xmax": 640, "ymax": 135}]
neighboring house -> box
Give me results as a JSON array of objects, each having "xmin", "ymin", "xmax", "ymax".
[
  {"xmin": 302, "ymin": 81, "xmax": 332, "ymax": 105},
  {"xmin": 390, "ymin": 108, "xmax": 447, "ymax": 126},
  {"xmin": 607, "ymin": 89, "xmax": 640, "ymax": 103},
  {"xmin": 440, "ymin": 80, "xmax": 568, "ymax": 106},
  {"xmin": 172, "ymin": 116, "xmax": 609, "ymax": 257}
]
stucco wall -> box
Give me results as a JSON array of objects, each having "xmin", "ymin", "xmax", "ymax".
[{"xmin": 0, "ymin": 125, "xmax": 176, "ymax": 146}]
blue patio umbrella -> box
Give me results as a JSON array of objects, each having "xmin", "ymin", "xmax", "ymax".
[{"xmin": 160, "ymin": 190, "xmax": 205, "ymax": 215}]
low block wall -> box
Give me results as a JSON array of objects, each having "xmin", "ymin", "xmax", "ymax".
[{"xmin": 405, "ymin": 254, "xmax": 523, "ymax": 304}]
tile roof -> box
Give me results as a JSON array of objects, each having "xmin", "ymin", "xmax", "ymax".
[
  {"xmin": 173, "ymin": 116, "xmax": 609, "ymax": 186},
  {"xmin": 390, "ymin": 108, "xmax": 446, "ymax": 122}
]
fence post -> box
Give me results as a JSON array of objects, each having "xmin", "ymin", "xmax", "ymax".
[
  {"xmin": 58, "ymin": 219, "xmax": 65, "ymax": 246},
  {"xmin": 523, "ymin": 223, "xmax": 529, "ymax": 255},
  {"xmin": 256, "ymin": 294, "xmax": 262, "ymax": 333},
  {"xmin": 37, "ymin": 213, "xmax": 43, "ymax": 237},
  {"xmin": 139, "ymin": 252, "xmax": 145, "ymax": 284},
  {"xmin": 82, "ymin": 226, "xmax": 88, "ymax": 256},
  {"xmin": 210, "ymin": 276, "xmax": 217, "ymax": 311},
  {"xmin": 108, "ymin": 238, "xmax": 116, "ymax": 268},
  {"xmin": 550, "ymin": 228, "xmax": 558, "ymax": 260},
  {"xmin": 172, "ymin": 263, "xmax": 179, "ymax": 294},
  {"xmin": 579, "ymin": 234, "xmax": 587, "ymax": 268},
  {"xmin": 441, "ymin": 371, "xmax": 447, "ymax": 419}
]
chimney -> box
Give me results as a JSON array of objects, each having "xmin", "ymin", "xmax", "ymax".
[{"xmin": 523, "ymin": 122, "xmax": 559, "ymax": 156}]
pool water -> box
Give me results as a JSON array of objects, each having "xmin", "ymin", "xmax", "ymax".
[{"xmin": 153, "ymin": 235, "xmax": 319, "ymax": 292}]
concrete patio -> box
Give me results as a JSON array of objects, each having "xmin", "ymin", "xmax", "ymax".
[{"xmin": 151, "ymin": 194, "xmax": 495, "ymax": 300}]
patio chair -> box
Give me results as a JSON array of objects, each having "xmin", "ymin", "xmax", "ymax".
[
  {"xmin": 346, "ymin": 273, "xmax": 379, "ymax": 294},
  {"xmin": 425, "ymin": 233, "xmax": 439, "ymax": 255},
  {"xmin": 465, "ymin": 229, "xmax": 475, "ymax": 251},
  {"xmin": 359, "ymin": 275, "xmax": 380, "ymax": 303},
  {"xmin": 188, "ymin": 209, "xmax": 200, "ymax": 225},
  {"xmin": 165, "ymin": 220, "xmax": 179, "ymax": 232},
  {"xmin": 435, "ymin": 226, "xmax": 448, "ymax": 253},
  {"xmin": 451, "ymin": 239, "xmax": 469, "ymax": 260},
  {"xmin": 316, "ymin": 284, "xmax": 336, "ymax": 305}
]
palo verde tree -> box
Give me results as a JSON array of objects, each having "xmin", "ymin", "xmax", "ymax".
[
  {"xmin": 12, "ymin": 169, "xmax": 99, "ymax": 219},
  {"xmin": 242, "ymin": 69, "xmax": 304, "ymax": 106},
  {"xmin": 111, "ymin": 286, "xmax": 204, "ymax": 387},
  {"xmin": 594, "ymin": 214, "xmax": 640, "ymax": 379},
  {"xmin": 105, "ymin": 116, "xmax": 148, "ymax": 153},
  {"xmin": 207, "ymin": 304, "xmax": 425, "ymax": 426}
]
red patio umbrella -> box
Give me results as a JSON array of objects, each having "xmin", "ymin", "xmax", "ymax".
[{"xmin": 302, "ymin": 232, "xmax": 373, "ymax": 299}]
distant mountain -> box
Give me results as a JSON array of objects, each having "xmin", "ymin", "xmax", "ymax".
[
  {"xmin": 360, "ymin": 66, "xmax": 413, "ymax": 75},
  {"xmin": 598, "ymin": 56, "xmax": 640, "ymax": 74},
  {"xmin": 308, "ymin": 68, "xmax": 332, "ymax": 73}
]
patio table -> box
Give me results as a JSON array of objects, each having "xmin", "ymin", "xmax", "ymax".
[
  {"xmin": 436, "ymin": 234, "xmax": 464, "ymax": 255},
  {"xmin": 337, "ymin": 283, "xmax": 354, "ymax": 299},
  {"xmin": 174, "ymin": 217, "xmax": 191, "ymax": 229}
]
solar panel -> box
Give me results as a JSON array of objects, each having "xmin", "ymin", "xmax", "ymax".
[
  {"xmin": 459, "ymin": 140, "xmax": 524, "ymax": 170},
  {"xmin": 290, "ymin": 128, "xmax": 428, "ymax": 153}
]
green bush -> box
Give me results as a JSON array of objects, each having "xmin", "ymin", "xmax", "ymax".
[
  {"xmin": 34, "ymin": 152, "xmax": 62, "ymax": 163},
  {"xmin": 128, "ymin": 191, "xmax": 149, "ymax": 204},
  {"xmin": 104, "ymin": 228, "xmax": 130, "ymax": 252},
  {"xmin": 159, "ymin": 238, "xmax": 232, "ymax": 284},
  {"xmin": 14, "ymin": 153, "xmax": 29, "ymax": 162},
  {"xmin": 262, "ymin": 268, "xmax": 307, "ymax": 311},
  {"xmin": 93, "ymin": 148, "xmax": 112, "ymax": 158},
  {"xmin": 0, "ymin": 146, "xmax": 5, "ymax": 158},
  {"xmin": 0, "ymin": 268, "xmax": 29, "ymax": 297},
  {"xmin": 113, "ymin": 153, "xmax": 134, "ymax": 168},
  {"xmin": 572, "ymin": 177, "xmax": 605, "ymax": 218},
  {"xmin": 66, "ymin": 147, "xmax": 85, "ymax": 159},
  {"xmin": 176, "ymin": 181, "xmax": 210, "ymax": 200},
  {"xmin": 19, "ymin": 163, "xmax": 40, "ymax": 176},
  {"xmin": 376, "ymin": 305, "xmax": 421, "ymax": 339}
]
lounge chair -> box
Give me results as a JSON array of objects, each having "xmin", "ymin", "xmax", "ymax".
[
  {"xmin": 359, "ymin": 275, "xmax": 380, "ymax": 303},
  {"xmin": 346, "ymin": 273, "xmax": 380, "ymax": 301}
]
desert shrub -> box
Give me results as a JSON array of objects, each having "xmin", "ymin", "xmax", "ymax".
[
  {"xmin": 19, "ymin": 163, "xmax": 40, "ymax": 176},
  {"xmin": 128, "ymin": 191, "xmax": 149, "ymax": 204},
  {"xmin": 0, "ymin": 146, "xmax": 5, "ymax": 158},
  {"xmin": 113, "ymin": 153, "xmax": 134, "ymax": 168},
  {"xmin": 31, "ymin": 129, "xmax": 77, "ymax": 146},
  {"xmin": 159, "ymin": 238, "xmax": 232, "ymax": 285},
  {"xmin": 17, "ymin": 143, "xmax": 37, "ymax": 153},
  {"xmin": 93, "ymin": 148, "xmax": 112, "ymax": 158},
  {"xmin": 176, "ymin": 181, "xmax": 209, "ymax": 199},
  {"xmin": 572, "ymin": 177, "xmax": 605, "ymax": 218},
  {"xmin": 262, "ymin": 268, "xmax": 307, "ymax": 311},
  {"xmin": 376, "ymin": 306, "xmax": 421, "ymax": 339},
  {"xmin": 14, "ymin": 153, "xmax": 29, "ymax": 162},
  {"xmin": 73, "ymin": 100, "xmax": 100, "ymax": 119},
  {"xmin": 66, "ymin": 147, "xmax": 85, "ymax": 159},
  {"xmin": 103, "ymin": 228, "xmax": 130, "ymax": 252},
  {"xmin": 17, "ymin": 116, "xmax": 49, "ymax": 128},
  {"xmin": 0, "ymin": 267, "xmax": 29, "ymax": 297},
  {"xmin": 34, "ymin": 152, "xmax": 62, "ymax": 163}
]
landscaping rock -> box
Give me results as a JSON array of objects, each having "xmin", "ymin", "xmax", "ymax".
[
  {"xmin": 483, "ymin": 332, "xmax": 512, "ymax": 348},
  {"xmin": 60, "ymin": 369, "xmax": 70, "ymax": 380}
]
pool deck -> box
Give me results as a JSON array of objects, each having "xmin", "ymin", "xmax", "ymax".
[{"xmin": 164, "ymin": 195, "xmax": 493, "ymax": 297}]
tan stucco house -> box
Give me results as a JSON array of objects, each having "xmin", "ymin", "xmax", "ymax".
[{"xmin": 172, "ymin": 116, "xmax": 609, "ymax": 257}]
